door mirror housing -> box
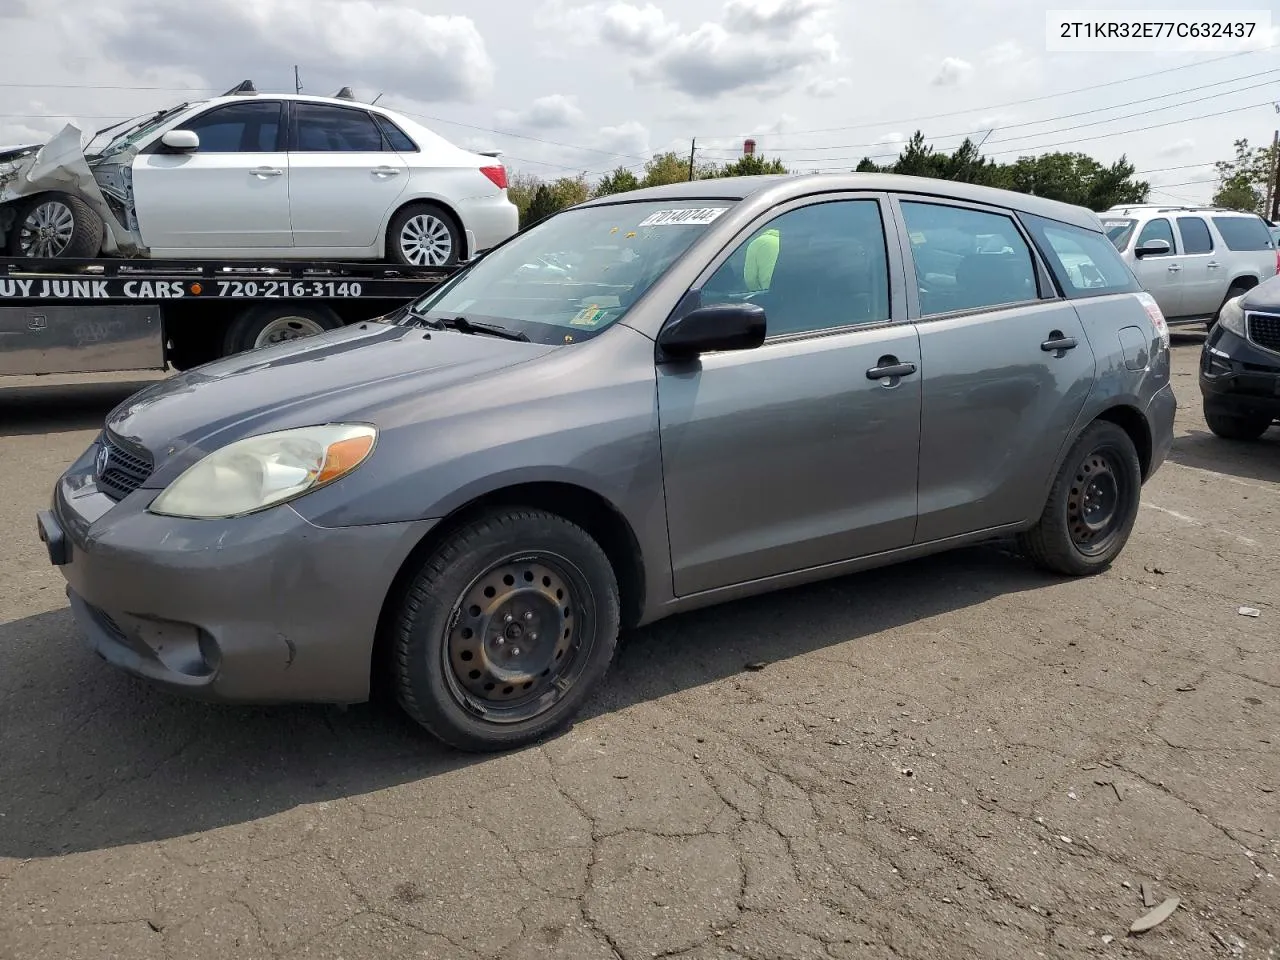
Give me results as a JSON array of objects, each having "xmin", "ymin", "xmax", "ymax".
[
  {"xmin": 160, "ymin": 129, "xmax": 200, "ymax": 152},
  {"xmin": 658, "ymin": 302, "xmax": 766, "ymax": 359},
  {"xmin": 1134, "ymin": 238, "xmax": 1171, "ymax": 258}
]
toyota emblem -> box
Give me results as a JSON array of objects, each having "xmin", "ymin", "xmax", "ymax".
[{"xmin": 95, "ymin": 443, "xmax": 110, "ymax": 476}]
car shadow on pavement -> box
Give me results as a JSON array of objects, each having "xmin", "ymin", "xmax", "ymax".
[
  {"xmin": 0, "ymin": 380, "xmax": 156, "ymax": 437},
  {"xmin": 1168, "ymin": 427, "xmax": 1280, "ymax": 486},
  {"xmin": 0, "ymin": 543, "xmax": 1053, "ymax": 859}
]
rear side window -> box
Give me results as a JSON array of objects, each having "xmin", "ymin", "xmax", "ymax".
[
  {"xmin": 294, "ymin": 103, "xmax": 385, "ymax": 152},
  {"xmin": 1211, "ymin": 215, "xmax": 1274, "ymax": 251},
  {"xmin": 374, "ymin": 115, "xmax": 418, "ymax": 152},
  {"xmin": 1021, "ymin": 214, "xmax": 1142, "ymax": 298},
  {"xmin": 1177, "ymin": 217, "xmax": 1213, "ymax": 254},
  {"xmin": 899, "ymin": 201, "xmax": 1038, "ymax": 315}
]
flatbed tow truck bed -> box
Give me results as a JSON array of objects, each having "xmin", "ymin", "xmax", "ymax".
[{"xmin": 0, "ymin": 256, "xmax": 454, "ymax": 376}]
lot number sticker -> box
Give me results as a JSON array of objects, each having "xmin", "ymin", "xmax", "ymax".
[{"xmin": 638, "ymin": 207, "xmax": 728, "ymax": 227}]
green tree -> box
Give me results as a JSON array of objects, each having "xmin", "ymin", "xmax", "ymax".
[
  {"xmin": 1211, "ymin": 138, "xmax": 1276, "ymax": 214},
  {"xmin": 507, "ymin": 170, "xmax": 542, "ymax": 225},
  {"xmin": 594, "ymin": 166, "xmax": 641, "ymax": 196},
  {"xmin": 550, "ymin": 174, "xmax": 590, "ymax": 209},
  {"xmin": 854, "ymin": 157, "xmax": 881, "ymax": 172},
  {"xmin": 523, "ymin": 184, "xmax": 560, "ymax": 227},
  {"xmin": 641, "ymin": 151, "xmax": 693, "ymax": 187},
  {"xmin": 709, "ymin": 154, "xmax": 789, "ymax": 178}
]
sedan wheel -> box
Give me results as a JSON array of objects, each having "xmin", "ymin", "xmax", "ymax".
[
  {"xmin": 399, "ymin": 213, "xmax": 454, "ymax": 266},
  {"xmin": 392, "ymin": 508, "xmax": 621, "ymax": 752},
  {"xmin": 20, "ymin": 199, "xmax": 76, "ymax": 258}
]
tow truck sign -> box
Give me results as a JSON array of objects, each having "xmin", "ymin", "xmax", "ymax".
[{"xmin": 0, "ymin": 278, "xmax": 187, "ymax": 299}]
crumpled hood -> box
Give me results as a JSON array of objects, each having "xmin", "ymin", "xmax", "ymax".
[{"xmin": 104, "ymin": 321, "xmax": 558, "ymax": 485}]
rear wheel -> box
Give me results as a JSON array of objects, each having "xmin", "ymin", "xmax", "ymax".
[
  {"xmin": 7, "ymin": 192, "xmax": 103, "ymax": 259},
  {"xmin": 387, "ymin": 203, "xmax": 463, "ymax": 267},
  {"xmin": 220, "ymin": 304, "xmax": 342, "ymax": 357},
  {"xmin": 1205, "ymin": 407, "xmax": 1273, "ymax": 441},
  {"xmin": 392, "ymin": 508, "xmax": 620, "ymax": 752},
  {"xmin": 1020, "ymin": 421, "xmax": 1142, "ymax": 576}
]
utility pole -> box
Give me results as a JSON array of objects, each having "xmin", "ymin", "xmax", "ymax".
[
  {"xmin": 294, "ymin": 65, "xmax": 302, "ymax": 94},
  {"xmin": 688, "ymin": 139, "xmax": 696, "ymax": 181},
  {"xmin": 1268, "ymin": 103, "xmax": 1280, "ymax": 221}
]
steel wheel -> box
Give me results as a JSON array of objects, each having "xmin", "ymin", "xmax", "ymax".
[
  {"xmin": 398, "ymin": 213, "xmax": 454, "ymax": 266},
  {"xmin": 20, "ymin": 199, "xmax": 76, "ymax": 258},
  {"xmin": 442, "ymin": 553, "xmax": 595, "ymax": 724},
  {"xmin": 251, "ymin": 314, "xmax": 328, "ymax": 348},
  {"xmin": 1066, "ymin": 446, "xmax": 1130, "ymax": 557}
]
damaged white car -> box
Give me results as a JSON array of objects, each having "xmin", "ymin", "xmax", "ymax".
[{"xmin": 0, "ymin": 82, "xmax": 518, "ymax": 266}]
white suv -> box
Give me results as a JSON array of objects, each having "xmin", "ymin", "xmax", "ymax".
[
  {"xmin": 0, "ymin": 82, "xmax": 518, "ymax": 266},
  {"xmin": 1102, "ymin": 204, "xmax": 1279, "ymax": 329}
]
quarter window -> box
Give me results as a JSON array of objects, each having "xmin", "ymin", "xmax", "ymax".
[
  {"xmin": 178, "ymin": 101, "xmax": 282, "ymax": 153},
  {"xmin": 899, "ymin": 201, "xmax": 1038, "ymax": 315},
  {"xmin": 374, "ymin": 115, "xmax": 418, "ymax": 152},
  {"xmin": 1176, "ymin": 217, "xmax": 1213, "ymax": 254},
  {"xmin": 1211, "ymin": 215, "xmax": 1274, "ymax": 251},
  {"xmin": 1021, "ymin": 214, "xmax": 1142, "ymax": 298},
  {"xmin": 1135, "ymin": 218, "xmax": 1175, "ymax": 253},
  {"xmin": 294, "ymin": 104, "xmax": 386, "ymax": 152},
  {"xmin": 698, "ymin": 200, "xmax": 891, "ymax": 336}
]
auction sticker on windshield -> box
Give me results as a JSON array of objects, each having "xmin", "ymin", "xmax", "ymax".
[{"xmin": 638, "ymin": 207, "xmax": 728, "ymax": 227}]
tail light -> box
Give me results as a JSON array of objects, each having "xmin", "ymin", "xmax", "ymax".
[
  {"xmin": 480, "ymin": 165, "xmax": 507, "ymax": 190},
  {"xmin": 1135, "ymin": 291, "xmax": 1169, "ymax": 349}
]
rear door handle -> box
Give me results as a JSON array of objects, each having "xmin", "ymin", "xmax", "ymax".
[
  {"xmin": 1167, "ymin": 264, "xmax": 1181, "ymax": 272},
  {"xmin": 372, "ymin": 166, "xmax": 401, "ymax": 177},
  {"xmin": 1207, "ymin": 261, "xmax": 1220, "ymax": 269},
  {"xmin": 866, "ymin": 359, "xmax": 917, "ymax": 381},
  {"xmin": 250, "ymin": 167, "xmax": 283, "ymax": 178},
  {"xmin": 1041, "ymin": 334, "xmax": 1078, "ymax": 353}
]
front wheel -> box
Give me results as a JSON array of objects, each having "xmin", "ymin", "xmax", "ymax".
[
  {"xmin": 7, "ymin": 192, "xmax": 104, "ymax": 259},
  {"xmin": 392, "ymin": 509, "xmax": 621, "ymax": 752},
  {"xmin": 1019, "ymin": 421, "xmax": 1142, "ymax": 576},
  {"xmin": 1205, "ymin": 407, "xmax": 1273, "ymax": 441}
]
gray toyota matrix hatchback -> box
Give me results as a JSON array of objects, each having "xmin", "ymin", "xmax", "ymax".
[{"xmin": 38, "ymin": 174, "xmax": 1176, "ymax": 752}]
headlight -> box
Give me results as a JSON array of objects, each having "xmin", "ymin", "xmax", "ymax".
[
  {"xmin": 149, "ymin": 423, "xmax": 376, "ymax": 519},
  {"xmin": 1217, "ymin": 295, "xmax": 1247, "ymax": 338}
]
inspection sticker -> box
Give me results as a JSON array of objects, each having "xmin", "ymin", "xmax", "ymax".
[{"xmin": 638, "ymin": 207, "xmax": 728, "ymax": 227}]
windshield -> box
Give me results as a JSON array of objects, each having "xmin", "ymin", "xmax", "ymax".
[
  {"xmin": 88, "ymin": 103, "xmax": 193, "ymax": 158},
  {"xmin": 1101, "ymin": 218, "xmax": 1136, "ymax": 251},
  {"xmin": 406, "ymin": 200, "xmax": 737, "ymax": 344}
]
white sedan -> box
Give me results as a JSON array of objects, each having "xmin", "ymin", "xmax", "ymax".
[{"xmin": 0, "ymin": 83, "xmax": 518, "ymax": 266}]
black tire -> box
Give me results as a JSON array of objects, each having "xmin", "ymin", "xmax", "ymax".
[
  {"xmin": 1205, "ymin": 407, "xmax": 1273, "ymax": 441},
  {"xmin": 1209, "ymin": 282, "xmax": 1251, "ymax": 332},
  {"xmin": 1019, "ymin": 420, "xmax": 1142, "ymax": 577},
  {"xmin": 6, "ymin": 191, "xmax": 103, "ymax": 259},
  {"xmin": 386, "ymin": 202, "xmax": 464, "ymax": 267},
  {"xmin": 393, "ymin": 508, "xmax": 620, "ymax": 752},
  {"xmin": 220, "ymin": 303, "xmax": 343, "ymax": 357}
]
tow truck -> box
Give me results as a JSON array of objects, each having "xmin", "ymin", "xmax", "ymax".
[{"xmin": 0, "ymin": 255, "xmax": 452, "ymax": 376}]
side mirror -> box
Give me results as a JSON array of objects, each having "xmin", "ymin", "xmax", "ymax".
[
  {"xmin": 658, "ymin": 302, "xmax": 766, "ymax": 359},
  {"xmin": 1134, "ymin": 238, "xmax": 1170, "ymax": 258},
  {"xmin": 160, "ymin": 129, "xmax": 200, "ymax": 152}
]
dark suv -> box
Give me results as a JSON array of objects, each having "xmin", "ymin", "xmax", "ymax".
[{"xmin": 1200, "ymin": 274, "xmax": 1280, "ymax": 439}]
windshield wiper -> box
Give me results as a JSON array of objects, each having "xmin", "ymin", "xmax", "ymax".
[{"xmin": 418, "ymin": 314, "xmax": 530, "ymax": 342}]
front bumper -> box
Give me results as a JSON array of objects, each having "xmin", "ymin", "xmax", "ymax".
[
  {"xmin": 1199, "ymin": 326, "xmax": 1280, "ymax": 420},
  {"xmin": 40, "ymin": 444, "xmax": 436, "ymax": 704}
]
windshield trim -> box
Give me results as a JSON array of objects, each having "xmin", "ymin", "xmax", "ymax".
[{"xmin": 91, "ymin": 103, "xmax": 194, "ymax": 157}]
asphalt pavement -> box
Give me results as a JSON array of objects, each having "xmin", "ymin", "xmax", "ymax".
[{"xmin": 0, "ymin": 339, "xmax": 1276, "ymax": 959}]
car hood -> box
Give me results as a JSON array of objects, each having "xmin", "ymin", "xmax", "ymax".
[
  {"xmin": 1239, "ymin": 273, "xmax": 1280, "ymax": 312},
  {"xmin": 104, "ymin": 321, "xmax": 558, "ymax": 484}
]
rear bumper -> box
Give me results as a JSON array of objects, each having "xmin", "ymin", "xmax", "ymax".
[
  {"xmin": 1199, "ymin": 327, "xmax": 1280, "ymax": 419},
  {"xmin": 1145, "ymin": 382, "xmax": 1176, "ymax": 478},
  {"xmin": 456, "ymin": 194, "xmax": 518, "ymax": 255}
]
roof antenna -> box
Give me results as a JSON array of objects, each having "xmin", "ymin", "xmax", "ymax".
[
  {"xmin": 335, "ymin": 86, "xmax": 355, "ymax": 100},
  {"xmin": 223, "ymin": 79, "xmax": 256, "ymax": 96}
]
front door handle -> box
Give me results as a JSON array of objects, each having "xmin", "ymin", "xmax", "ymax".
[
  {"xmin": 1207, "ymin": 261, "xmax": 1220, "ymax": 269},
  {"xmin": 1041, "ymin": 332, "xmax": 1078, "ymax": 353},
  {"xmin": 372, "ymin": 166, "xmax": 401, "ymax": 177},
  {"xmin": 866, "ymin": 358, "xmax": 917, "ymax": 381},
  {"xmin": 250, "ymin": 167, "xmax": 283, "ymax": 178},
  {"xmin": 1167, "ymin": 264, "xmax": 1181, "ymax": 272}
]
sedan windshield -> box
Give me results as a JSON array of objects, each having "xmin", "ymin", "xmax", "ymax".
[
  {"xmin": 406, "ymin": 200, "xmax": 737, "ymax": 343},
  {"xmin": 88, "ymin": 103, "xmax": 193, "ymax": 158}
]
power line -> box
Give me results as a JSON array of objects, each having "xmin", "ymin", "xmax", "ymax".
[
  {"xmin": 0, "ymin": 80, "xmax": 219, "ymax": 91},
  {"xmin": 728, "ymin": 73, "xmax": 1280, "ymax": 156},
  {"xmin": 692, "ymin": 47, "xmax": 1269, "ymax": 142}
]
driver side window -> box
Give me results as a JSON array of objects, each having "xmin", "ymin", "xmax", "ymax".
[{"xmin": 698, "ymin": 199, "xmax": 891, "ymax": 337}]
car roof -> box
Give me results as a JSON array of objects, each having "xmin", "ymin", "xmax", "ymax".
[
  {"xmin": 1106, "ymin": 204, "xmax": 1262, "ymax": 219},
  {"xmin": 579, "ymin": 173, "xmax": 1104, "ymax": 231},
  {"xmin": 197, "ymin": 93, "xmax": 400, "ymax": 112}
]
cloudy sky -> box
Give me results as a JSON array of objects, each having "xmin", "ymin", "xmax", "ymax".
[{"xmin": 1, "ymin": 0, "xmax": 1277, "ymax": 203}]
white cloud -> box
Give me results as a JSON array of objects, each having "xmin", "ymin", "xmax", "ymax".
[
  {"xmin": 593, "ymin": 120, "xmax": 650, "ymax": 158},
  {"xmin": 496, "ymin": 94, "xmax": 585, "ymax": 130},
  {"xmin": 806, "ymin": 76, "xmax": 851, "ymax": 98},
  {"xmin": 1156, "ymin": 138, "xmax": 1196, "ymax": 158},
  {"xmin": 931, "ymin": 56, "xmax": 974, "ymax": 87},
  {"xmin": 79, "ymin": 0, "xmax": 495, "ymax": 103},
  {"xmin": 553, "ymin": 0, "xmax": 837, "ymax": 98},
  {"xmin": 876, "ymin": 132, "xmax": 905, "ymax": 144},
  {"xmin": 983, "ymin": 40, "xmax": 1023, "ymax": 65}
]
